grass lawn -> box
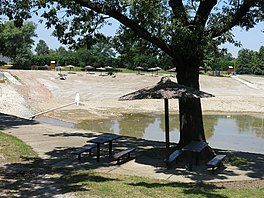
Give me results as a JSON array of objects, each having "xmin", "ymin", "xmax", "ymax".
[
  {"xmin": 59, "ymin": 170, "xmax": 263, "ymax": 198},
  {"xmin": 0, "ymin": 131, "xmax": 263, "ymax": 197},
  {"xmin": 0, "ymin": 132, "xmax": 37, "ymax": 163}
]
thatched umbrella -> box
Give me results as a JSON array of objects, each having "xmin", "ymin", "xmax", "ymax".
[
  {"xmin": 155, "ymin": 67, "xmax": 162, "ymax": 75},
  {"xmin": 65, "ymin": 65, "xmax": 75, "ymax": 71},
  {"xmin": 148, "ymin": 67, "xmax": 158, "ymax": 76},
  {"xmin": 167, "ymin": 67, "xmax": 176, "ymax": 77},
  {"xmin": 96, "ymin": 67, "xmax": 106, "ymax": 75},
  {"xmin": 105, "ymin": 66, "xmax": 113, "ymax": 70},
  {"xmin": 85, "ymin": 65, "xmax": 94, "ymax": 70},
  {"xmin": 119, "ymin": 77, "xmax": 214, "ymax": 149},
  {"xmin": 85, "ymin": 65, "xmax": 94, "ymax": 73},
  {"xmin": 135, "ymin": 66, "xmax": 144, "ymax": 74}
]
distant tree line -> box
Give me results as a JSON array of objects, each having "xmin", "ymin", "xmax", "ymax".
[
  {"xmin": 33, "ymin": 37, "xmax": 173, "ymax": 70},
  {"xmin": 236, "ymin": 47, "xmax": 264, "ymax": 75},
  {"xmin": 0, "ymin": 20, "xmax": 263, "ymax": 74},
  {"xmin": 203, "ymin": 46, "xmax": 264, "ymax": 75}
]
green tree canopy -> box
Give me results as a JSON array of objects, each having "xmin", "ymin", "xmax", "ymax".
[
  {"xmin": 256, "ymin": 46, "xmax": 264, "ymax": 74},
  {"xmin": 35, "ymin": 39, "xmax": 49, "ymax": 55},
  {"xmin": 0, "ymin": 21, "xmax": 36, "ymax": 68},
  {"xmin": 235, "ymin": 46, "xmax": 264, "ymax": 74},
  {"xmin": 236, "ymin": 48, "xmax": 258, "ymax": 70}
]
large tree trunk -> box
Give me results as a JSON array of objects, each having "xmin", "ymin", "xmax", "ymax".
[{"xmin": 173, "ymin": 57, "xmax": 206, "ymax": 148}]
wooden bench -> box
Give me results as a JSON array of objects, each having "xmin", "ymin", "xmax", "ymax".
[
  {"xmin": 112, "ymin": 147, "xmax": 136, "ymax": 164},
  {"xmin": 207, "ymin": 154, "xmax": 226, "ymax": 173},
  {"xmin": 73, "ymin": 144, "xmax": 96, "ymax": 160},
  {"xmin": 165, "ymin": 150, "xmax": 182, "ymax": 167}
]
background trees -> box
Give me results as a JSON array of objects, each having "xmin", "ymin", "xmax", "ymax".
[
  {"xmin": 0, "ymin": 21, "xmax": 36, "ymax": 68},
  {"xmin": 256, "ymin": 46, "xmax": 264, "ymax": 75},
  {"xmin": 35, "ymin": 40, "xmax": 49, "ymax": 55},
  {"xmin": 235, "ymin": 47, "xmax": 264, "ymax": 74}
]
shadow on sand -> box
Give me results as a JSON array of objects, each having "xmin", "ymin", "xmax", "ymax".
[{"xmin": 0, "ymin": 113, "xmax": 263, "ymax": 197}]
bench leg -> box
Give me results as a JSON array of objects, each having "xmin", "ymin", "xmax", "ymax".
[
  {"xmin": 212, "ymin": 167, "xmax": 215, "ymax": 174},
  {"xmin": 195, "ymin": 153, "xmax": 199, "ymax": 165},
  {"xmin": 96, "ymin": 144, "xmax": 100, "ymax": 162},
  {"xmin": 77, "ymin": 154, "xmax": 81, "ymax": 160},
  {"xmin": 89, "ymin": 149, "xmax": 92, "ymax": 156},
  {"xmin": 109, "ymin": 141, "xmax": 113, "ymax": 157},
  {"xmin": 186, "ymin": 151, "xmax": 193, "ymax": 171}
]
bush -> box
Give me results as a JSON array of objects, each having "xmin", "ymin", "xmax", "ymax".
[
  {"xmin": 31, "ymin": 65, "xmax": 48, "ymax": 70},
  {"xmin": 254, "ymin": 68, "xmax": 264, "ymax": 75}
]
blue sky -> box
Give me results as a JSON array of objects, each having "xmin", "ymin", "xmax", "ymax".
[{"xmin": 33, "ymin": 17, "xmax": 263, "ymax": 57}]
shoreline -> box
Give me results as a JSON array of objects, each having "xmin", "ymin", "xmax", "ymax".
[{"xmin": 1, "ymin": 70, "xmax": 264, "ymax": 121}]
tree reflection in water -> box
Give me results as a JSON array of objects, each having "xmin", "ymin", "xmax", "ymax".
[
  {"xmin": 75, "ymin": 113, "xmax": 264, "ymax": 142},
  {"xmin": 234, "ymin": 115, "xmax": 264, "ymax": 139}
]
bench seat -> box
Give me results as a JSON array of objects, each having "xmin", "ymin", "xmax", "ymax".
[
  {"xmin": 165, "ymin": 150, "xmax": 182, "ymax": 167},
  {"xmin": 73, "ymin": 144, "xmax": 96, "ymax": 160},
  {"xmin": 207, "ymin": 154, "xmax": 226, "ymax": 173},
  {"xmin": 112, "ymin": 147, "xmax": 136, "ymax": 164}
]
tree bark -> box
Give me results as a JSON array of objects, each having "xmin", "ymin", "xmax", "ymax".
[{"xmin": 173, "ymin": 56, "xmax": 206, "ymax": 148}]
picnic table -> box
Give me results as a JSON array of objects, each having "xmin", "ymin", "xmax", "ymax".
[
  {"xmin": 182, "ymin": 141, "xmax": 208, "ymax": 170},
  {"xmin": 88, "ymin": 134, "xmax": 121, "ymax": 162}
]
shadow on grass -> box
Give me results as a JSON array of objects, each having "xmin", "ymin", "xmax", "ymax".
[
  {"xmin": 0, "ymin": 113, "xmax": 263, "ymax": 197},
  {"xmin": 0, "ymin": 155, "xmax": 117, "ymax": 197},
  {"xmin": 129, "ymin": 181, "xmax": 227, "ymax": 198},
  {"xmin": 0, "ymin": 113, "xmax": 39, "ymax": 130}
]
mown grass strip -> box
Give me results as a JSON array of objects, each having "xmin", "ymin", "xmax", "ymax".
[
  {"xmin": 0, "ymin": 132, "xmax": 37, "ymax": 163},
  {"xmin": 60, "ymin": 170, "xmax": 264, "ymax": 198}
]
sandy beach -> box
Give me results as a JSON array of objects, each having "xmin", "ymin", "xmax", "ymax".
[{"xmin": 1, "ymin": 70, "xmax": 264, "ymax": 122}]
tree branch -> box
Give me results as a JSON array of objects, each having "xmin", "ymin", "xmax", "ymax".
[
  {"xmin": 193, "ymin": 0, "xmax": 217, "ymax": 27},
  {"xmin": 72, "ymin": 0, "xmax": 173, "ymax": 57},
  {"xmin": 169, "ymin": 0, "xmax": 188, "ymax": 25},
  {"xmin": 209, "ymin": 0, "xmax": 256, "ymax": 38}
]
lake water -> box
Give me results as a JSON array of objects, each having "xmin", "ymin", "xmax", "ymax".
[{"xmin": 37, "ymin": 114, "xmax": 264, "ymax": 154}]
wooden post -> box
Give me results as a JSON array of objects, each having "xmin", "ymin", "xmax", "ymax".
[{"xmin": 164, "ymin": 98, "xmax": 170, "ymax": 149}]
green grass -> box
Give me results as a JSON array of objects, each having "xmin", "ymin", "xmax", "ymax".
[
  {"xmin": 0, "ymin": 131, "xmax": 262, "ymax": 197},
  {"xmin": 59, "ymin": 170, "xmax": 263, "ymax": 198},
  {"xmin": 226, "ymin": 155, "xmax": 249, "ymax": 166},
  {"xmin": 0, "ymin": 132, "xmax": 38, "ymax": 163}
]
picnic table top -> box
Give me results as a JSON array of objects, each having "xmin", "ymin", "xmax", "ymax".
[
  {"xmin": 182, "ymin": 141, "xmax": 208, "ymax": 153},
  {"xmin": 89, "ymin": 134, "xmax": 121, "ymax": 144}
]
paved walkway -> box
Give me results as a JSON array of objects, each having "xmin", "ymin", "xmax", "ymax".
[
  {"xmin": 231, "ymin": 75, "xmax": 259, "ymax": 89},
  {"xmin": 1, "ymin": 113, "xmax": 263, "ymax": 185},
  {"xmin": 3, "ymin": 72, "xmax": 22, "ymax": 85}
]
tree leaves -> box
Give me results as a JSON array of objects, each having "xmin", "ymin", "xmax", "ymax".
[{"xmin": 0, "ymin": 21, "xmax": 36, "ymax": 67}]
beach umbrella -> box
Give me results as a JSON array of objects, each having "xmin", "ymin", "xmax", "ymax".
[
  {"xmin": 167, "ymin": 67, "xmax": 176, "ymax": 76},
  {"xmin": 85, "ymin": 65, "xmax": 94, "ymax": 70},
  {"xmin": 167, "ymin": 67, "xmax": 176, "ymax": 72},
  {"xmin": 65, "ymin": 65, "xmax": 75, "ymax": 71},
  {"xmin": 148, "ymin": 67, "xmax": 158, "ymax": 76},
  {"xmin": 85, "ymin": 65, "xmax": 94, "ymax": 73},
  {"xmin": 105, "ymin": 66, "xmax": 113, "ymax": 70},
  {"xmin": 135, "ymin": 66, "xmax": 144, "ymax": 74},
  {"xmin": 119, "ymin": 77, "xmax": 214, "ymax": 149},
  {"xmin": 155, "ymin": 67, "xmax": 162, "ymax": 75},
  {"xmin": 96, "ymin": 67, "xmax": 106, "ymax": 75}
]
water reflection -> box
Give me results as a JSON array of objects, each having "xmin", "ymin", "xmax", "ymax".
[
  {"xmin": 76, "ymin": 114, "xmax": 222, "ymax": 140},
  {"xmin": 76, "ymin": 113, "xmax": 264, "ymax": 153},
  {"xmin": 235, "ymin": 115, "xmax": 264, "ymax": 138}
]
